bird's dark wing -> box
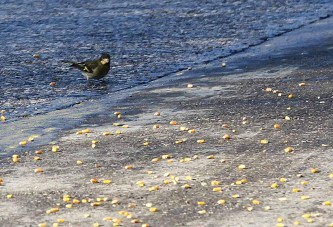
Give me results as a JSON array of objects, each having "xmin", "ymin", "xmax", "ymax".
[{"xmin": 70, "ymin": 61, "xmax": 97, "ymax": 73}]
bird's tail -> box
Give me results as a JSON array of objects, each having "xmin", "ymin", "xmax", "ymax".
[{"xmin": 61, "ymin": 60, "xmax": 85, "ymax": 70}]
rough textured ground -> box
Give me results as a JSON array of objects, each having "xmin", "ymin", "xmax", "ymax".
[{"xmin": 1, "ymin": 18, "xmax": 333, "ymax": 227}]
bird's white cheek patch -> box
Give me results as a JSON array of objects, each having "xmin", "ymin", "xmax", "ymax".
[{"xmin": 101, "ymin": 58, "xmax": 109, "ymax": 65}]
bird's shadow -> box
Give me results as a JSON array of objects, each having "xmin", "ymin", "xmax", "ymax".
[{"xmin": 85, "ymin": 79, "xmax": 110, "ymax": 92}]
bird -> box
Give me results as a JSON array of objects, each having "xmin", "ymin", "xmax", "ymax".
[{"xmin": 65, "ymin": 53, "xmax": 110, "ymax": 80}]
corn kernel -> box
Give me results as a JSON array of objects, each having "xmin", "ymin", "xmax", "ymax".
[
  {"xmin": 198, "ymin": 210, "xmax": 207, "ymax": 214},
  {"xmin": 52, "ymin": 145, "xmax": 59, "ymax": 152},
  {"xmin": 217, "ymin": 199, "xmax": 226, "ymax": 205},
  {"xmin": 197, "ymin": 201, "xmax": 206, "ymax": 206},
  {"xmin": 280, "ymin": 178, "xmax": 287, "ymax": 182},
  {"xmin": 322, "ymin": 201, "xmax": 331, "ymax": 206},
  {"xmin": 211, "ymin": 180, "xmax": 220, "ymax": 186},
  {"xmin": 149, "ymin": 207, "xmax": 158, "ymax": 212},
  {"xmin": 223, "ymin": 134, "xmax": 231, "ymax": 140},
  {"xmin": 271, "ymin": 183, "xmax": 279, "ymax": 189},
  {"xmin": 252, "ymin": 199, "xmax": 260, "ymax": 205},
  {"xmin": 284, "ymin": 147, "xmax": 294, "ymax": 153},
  {"xmin": 292, "ymin": 188, "xmax": 301, "ymax": 193}
]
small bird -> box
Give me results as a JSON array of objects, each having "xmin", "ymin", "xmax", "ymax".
[{"xmin": 66, "ymin": 53, "xmax": 110, "ymax": 80}]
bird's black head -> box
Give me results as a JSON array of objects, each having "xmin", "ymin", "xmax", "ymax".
[{"xmin": 99, "ymin": 53, "xmax": 110, "ymax": 65}]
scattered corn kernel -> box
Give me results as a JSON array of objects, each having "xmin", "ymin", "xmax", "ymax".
[
  {"xmin": 301, "ymin": 181, "xmax": 309, "ymax": 185},
  {"xmin": 151, "ymin": 157, "xmax": 160, "ymax": 162},
  {"xmin": 34, "ymin": 168, "xmax": 43, "ymax": 173},
  {"xmin": 103, "ymin": 179, "xmax": 112, "ymax": 184},
  {"xmin": 103, "ymin": 217, "xmax": 113, "ymax": 221},
  {"xmin": 125, "ymin": 165, "xmax": 133, "ymax": 170},
  {"xmin": 232, "ymin": 194, "xmax": 240, "ymax": 198},
  {"xmin": 153, "ymin": 124, "xmax": 160, "ymax": 129},
  {"xmin": 181, "ymin": 184, "xmax": 191, "ymax": 189},
  {"xmin": 149, "ymin": 207, "xmax": 158, "ymax": 212},
  {"xmin": 170, "ymin": 120, "xmax": 177, "ymax": 125},
  {"xmin": 148, "ymin": 186, "xmax": 159, "ymax": 191},
  {"xmin": 154, "ymin": 112, "xmax": 160, "ymax": 116},
  {"xmin": 292, "ymin": 188, "xmax": 301, "ymax": 193},
  {"xmin": 288, "ymin": 94, "xmax": 294, "ymax": 98},
  {"xmin": 299, "ymin": 83, "xmax": 306, "ymax": 87},
  {"xmin": 293, "ymin": 221, "xmax": 301, "ymax": 225},
  {"xmin": 260, "ymin": 139, "xmax": 268, "ymax": 144},
  {"xmin": 207, "ymin": 155, "xmax": 215, "ymax": 159},
  {"xmin": 136, "ymin": 181, "xmax": 145, "ymax": 187},
  {"xmin": 90, "ymin": 178, "xmax": 99, "ymax": 183},
  {"xmin": 46, "ymin": 207, "xmax": 59, "ymax": 214},
  {"xmin": 265, "ymin": 88, "xmax": 273, "ymax": 92},
  {"xmin": 213, "ymin": 187, "xmax": 222, "ymax": 192},
  {"xmin": 280, "ymin": 178, "xmax": 287, "ymax": 182},
  {"xmin": 223, "ymin": 134, "xmax": 231, "ymax": 140},
  {"xmin": 238, "ymin": 164, "xmax": 246, "ymax": 170},
  {"xmin": 284, "ymin": 147, "xmax": 294, "ymax": 153},
  {"xmin": 301, "ymin": 196, "xmax": 310, "ymax": 200},
  {"xmin": 19, "ymin": 141, "xmax": 27, "ymax": 146},
  {"xmin": 65, "ymin": 204, "xmax": 73, "ymax": 208},
  {"xmin": 310, "ymin": 168, "xmax": 318, "ymax": 173},
  {"xmin": 217, "ymin": 199, "xmax": 226, "ymax": 205},
  {"xmin": 252, "ymin": 199, "xmax": 260, "ymax": 205},
  {"xmin": 197, "ymin": 201, "xmax": 206, "ymax": 206},
  {"xmin": 7, "ymin": 194, "xmax": 13, "ymax": 199},
  {"xmin": 276, "ymin": 224, "xmax": 285, "ymax": 227},
  {"xmin": 187, "ymin": 84, "xmax": 193, "ymax": 88},
  {"xmin": 198, "ymin": 210, "xmax": 207, "ymax": 214},
  {"xmin": 52, "ymin": 145, "xmax": 59, "ymax": 152},
  {"xmin": 211, "ymin": 180, "xmax": 220, "ymax": 186},
  {"xmin": 197, "ymin": 139, "xmax": 205, "ymax": 143},
  {"xmin": 271, "ymin": 183, "xmax": 279, "ymax": 189},
  {"xmin": 285, "ymin": 116, "xmax": 291, "ymax": 121},
  {"xmin": 188, "ymin": 129, "xmax": 196, "ymax": 133},
  {"xmin": 274, "ymin": 123, "xmax": 281, "ymax": 129},
  {"xmin": 322, "ymin": 201, "xmax": 331, "ymax": 206}
]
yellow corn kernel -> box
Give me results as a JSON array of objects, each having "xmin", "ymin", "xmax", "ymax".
[
  {"xmin": 136, "ymin": 181, "xmax": 145, "ymax": 187},
  {"xmin": 301, "ymin": 196, "xmax": 310, "ymax": 200},
  {"xmin": 310, "ymin": 168, "xmax": 318, "ymax": 173},
  {"xmin": 46, "ymin": 207, "xmax": 59, "ymax": 214},
  {"xmin": 211, "ymin": 180, "xmax": 220, "ymax": 186},
  {"xmin": 260, "ymin": 139, "xmax": 268, "ymax": 144},
  {"xmin": 102, "ymin": 179, "xmax": 112, "ymax": 184},
  {"xmin": 284, "ymin": 147, "xmax": 294, "ymax": 153},
  {"xmin": 217, "ymin": 199, "xmax": 226, "ymax": 205},
  {"xmin": 149, "ymin": 207, "xmax": 158, "ymax": 212},
  {"xmin": 238, "ymin": 164, "xmax": 246, "ymax": 170},
  {"xmin": 223, "ymin": 134, "xmax": 231, "ymax": 140},
  {"xmin": 197, "ymin": 201, "xmax": 206, "ymax": 206},
  {"xmin": 181, "ymin": 184, "xmax": 191, "ymax": 189},
  {"xmin": 292, "ymin": 188, "xmax": 301, "ymax": 193},
  {"xmin": 198, "ymin": 210, "xmax": 207, "ymax": 214},
  {"xmin": 52, "ymin": 145, "xmax": 59, "ymax": 152},
  {"xmin": 197, "ymin": 139, "xmax": 205, "ymax": 143},
  {"xmin": 271, "ymin": 183, "xmax": 279, "ymax": 189},
  {"xmin": 252, "ymin": 199, "xmax": 260, "ymax": 205},
  {"xmin": 279, "ymin": 178, "xmax": 287, "ymax": 183},
  {"xmin": 322, "ymin": 201, "xmax": 331, "ymax": 206}
]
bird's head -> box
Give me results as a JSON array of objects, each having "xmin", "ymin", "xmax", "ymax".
[{"xmin": 99, "ymin": 53, "xmax": 110, "ymax": 65}]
